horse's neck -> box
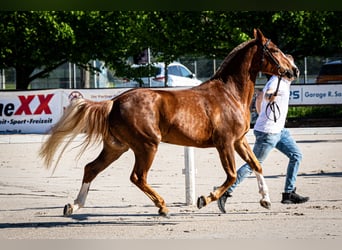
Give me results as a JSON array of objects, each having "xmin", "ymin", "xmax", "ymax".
[
  {"xmin": 227, "ymin": 75, "xmax": 256, "ymax": 108},
  {"xmin": 222, "ymin": 53, "xmax": 259, "ymax": 107}
]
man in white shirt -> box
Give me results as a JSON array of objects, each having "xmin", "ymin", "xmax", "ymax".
[{"xmin": 217, "ymin": 55, "xmax": 309, "ymax": 213}]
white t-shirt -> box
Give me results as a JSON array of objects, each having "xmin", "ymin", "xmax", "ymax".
[{"xmin": 254, "ymin": 75, "xmax": 291, "ymax": 134}]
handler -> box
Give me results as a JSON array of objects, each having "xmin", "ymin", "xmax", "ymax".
[{"xmin": 216, "ymin": 55, "xmax": 309, "ymax": 213}]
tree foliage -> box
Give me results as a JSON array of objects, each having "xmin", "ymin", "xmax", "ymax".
[
  {"xmin": 227, "ymin": 11, "xmax": 342, "ymax": 57},
  {"xmin": 0, "ymin": 11, "xmax": 341, "ymax": 90},
  {"xmin": 0, "ymin": 11, "xmax": 75, "ymax": 89}
]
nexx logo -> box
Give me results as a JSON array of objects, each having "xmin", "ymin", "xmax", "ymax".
[{"xmin": 0, "ymin": 94, "xmax": 54, "ymax": 116}]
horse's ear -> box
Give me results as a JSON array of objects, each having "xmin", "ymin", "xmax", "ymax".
[
  {"xmin": 253, "ymin": 28, "xmax": 258, "ymax": 38},
  {"xmin": 254, "ymin": 28, "xmax": 266, "ymax": 43}
]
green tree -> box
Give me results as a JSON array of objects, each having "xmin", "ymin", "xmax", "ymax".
[
  {"xmin": 59, "ymin": 11, "xmax": 137, "ymax": 87},
  {"xmin": 0, "ymin": 11, "xmax": 137, "ymax": 90},
  {"xmin": 271, "ymin": 11, "xmax": 342, "ymax": 57},
  {"xmin": 227, "ymin": 11, "xmax": 342, "ymax": 58},
  {"xmin": 1, "ymin": 11, "xmax": 341, "ymax": 90},
  {"xmin": 126, "ymin": 11, "xmax": 250, "ymax": 86},
  {"xmin": 0, "ymin": 11, "xmax": 75, "ymax": 90}
]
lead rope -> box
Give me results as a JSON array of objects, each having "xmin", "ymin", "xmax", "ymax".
[{"xmin": 266, "ymin": 76, "xmax": 282, "ymax": 122}]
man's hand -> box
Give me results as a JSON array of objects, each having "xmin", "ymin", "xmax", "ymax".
[{"xmin": 265, "ymin": 89, "xmax": 276, "ymax": 102}]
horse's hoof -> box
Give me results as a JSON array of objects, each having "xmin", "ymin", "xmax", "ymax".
[
  {"xmin": 158, "ymin": 207, "xmax": 170, "ymax": 218},
  {"xmin": 197, "ymin": 196, "xmax": 207, "ymax": 209},
  {"xmin": 260, "ymin": 199, "xmax": 271, "ymax": 209},
  {"xmin": 63, "ymin": 203, "xmax": 73, "ymax": 216}
]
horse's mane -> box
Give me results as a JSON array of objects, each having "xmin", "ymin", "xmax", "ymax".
[{"xmin": 211, "ymin": 38, "xmax": 256, "ymax": 81}]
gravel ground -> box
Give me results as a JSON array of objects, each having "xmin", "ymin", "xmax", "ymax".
[{"xmin": 0, "ymin": 127, "xmax": 341, "ymax": 240}]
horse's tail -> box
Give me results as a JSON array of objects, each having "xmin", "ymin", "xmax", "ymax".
[{"xmin": 39, "ymin": 98, "xmax": 113, "ymax": 171}]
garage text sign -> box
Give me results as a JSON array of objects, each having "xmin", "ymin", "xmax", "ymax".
[{"xmin": 289, "ymin": 84, "xmax": 342, "ymax": 105}]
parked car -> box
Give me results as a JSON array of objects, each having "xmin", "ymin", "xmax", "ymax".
[
  {"xmin": 316, "ymin": 60, "xmax": 342, "ymax": 83},
  {"xmin": 127, "ymin": 62, "xmax": 202, "ymax": 87}
]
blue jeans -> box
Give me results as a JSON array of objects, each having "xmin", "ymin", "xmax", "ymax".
[{"xmin": 228, "ymin": 128, "xmax": 302, "ymax": 193}]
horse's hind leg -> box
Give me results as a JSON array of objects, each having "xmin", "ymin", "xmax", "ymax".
[
  {"xmin": 130, "ymin": 144, "xmax": 169, "ymax": 217},
  {"xmin": 64, "ymin": 139, "xmax": 128, "ymax": 216},
  {"xmin": 235, "ymin": 137, "xmax": 271, "ymax": 209}
]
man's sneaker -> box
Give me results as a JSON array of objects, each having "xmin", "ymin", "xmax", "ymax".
[
  {"xmin": 281, "ymin": 188, "xmax": 309, "ymax": 204},
  {"xmin": 213, "ymin": 187, "xmax": 232, "ymax": 213}
]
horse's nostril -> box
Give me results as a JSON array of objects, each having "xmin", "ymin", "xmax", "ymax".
[{"xmin": 285, "ymin": 71, "xmax": 293, "ymax": 78}]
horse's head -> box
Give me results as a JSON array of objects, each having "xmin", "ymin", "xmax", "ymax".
[{"xmin": 254, "ymin": 28, "xmax": 299, "ymax": 79}]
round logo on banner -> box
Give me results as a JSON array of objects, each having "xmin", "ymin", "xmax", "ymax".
[{"xmin": 68, "ymin": 91, "xmax": 84, "ymax": 102}]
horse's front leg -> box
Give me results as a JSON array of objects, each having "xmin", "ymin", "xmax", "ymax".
[
  {"xmin": 235, "ymin": 137, "xmax": 271, "ymax": 209},
  {"xmin": 197, "ymin": 142, "xmax": 237, "ymax": 209},
  {"xmin": 254, "ymin": 171, "xmax": 271, "ymax": 209}
]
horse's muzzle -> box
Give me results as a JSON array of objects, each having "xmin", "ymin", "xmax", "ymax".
[{"xmin": 285, "ymin": 67, "xmax": 300, "ymax": 79}]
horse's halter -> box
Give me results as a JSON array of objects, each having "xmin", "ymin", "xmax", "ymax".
[
  {"xmin": 261, "ymin": 39, "xmax": 287, "ymax": 77},
  {"xmin": 261, "ymin": 39, "xmax": 285, "ymax": 123}
]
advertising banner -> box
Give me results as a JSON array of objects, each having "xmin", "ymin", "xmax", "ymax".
[
  {"xmin": 0, "ymin": 88, "xmax": 131, "ymax": 134},
  {"xmin": 1, "ymin": 84, "xmax": 341, "ymax": 134},
  {"xmin": 0, "ymin": 90, "xmax": 63, "ymax": 134},
  {"xmin": 289, "ymin": 84, "xmax": 342, "ymax": 105},
  {"xmin": 61, "ymin": 88, "xmax": 131, "ymax": 105}
]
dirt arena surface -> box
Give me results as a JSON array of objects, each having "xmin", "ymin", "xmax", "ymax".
[{"xmin": 0, "ymin": 127, "xmax": 341, "ymax": 240}]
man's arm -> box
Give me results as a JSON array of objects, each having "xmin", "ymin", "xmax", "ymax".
[
  {"xmin": 255, "ymin": 89, "xmax": 263, "ymax": 114},
  {"xmin": 255, "ymin": 88, "xmax": 277, "ymax": 114}
]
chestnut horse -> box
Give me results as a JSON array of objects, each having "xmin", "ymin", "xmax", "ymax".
[{"xmin": 40, "ymin": 29, "xmax": 299, "ymax": 217}]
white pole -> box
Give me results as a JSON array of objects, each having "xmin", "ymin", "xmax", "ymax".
[
  {"xmin": 93, "ymin": 60, "xmax": 96, "ymax": 88},
  {"xmin": 73, "ymin": 64, "xmax": 77, "ymax": 88},
  {"xmin": 184, "ymin": 146, "xmax": 196, "ymax": 205},
  {"xmin": 147, "ymin": 47, "xmax": 151, "ymax": 87},
  {"xmin": 0, "ymin": 69, "xmax": 5, "ymax": 89},
  {"xmin": 304, "ymin": 57, "xmax": 307, "ymax": 84},
  {"xmin": 69, "ymin": 62, "xmax": 72, "ymax": 88}
]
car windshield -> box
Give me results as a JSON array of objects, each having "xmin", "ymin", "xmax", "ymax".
[
  {"xmin": 179, "ymin": 66, "xmax": 192, "ymax": 77},
  {"xmin": 167, "ymin": 65, "xmax": 178, "ymax": 76},
  {"xmin": 168, "ymin": 65, "xmax": 192, "ymax": 77}
]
